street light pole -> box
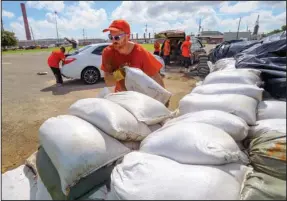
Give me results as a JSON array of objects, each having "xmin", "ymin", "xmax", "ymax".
[{"xmin": 54, "ymin": 11, "xmax": 59, "ymax": 44}]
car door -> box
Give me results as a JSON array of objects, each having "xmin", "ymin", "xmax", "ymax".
[{"xmin": 89, "ymin": 45, "xmax": 109, "ymax": 76}]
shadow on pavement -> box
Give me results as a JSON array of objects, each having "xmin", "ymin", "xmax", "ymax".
[{"xmin": 41, "ymin": 79, "xmax": 106, "ymax": 96}]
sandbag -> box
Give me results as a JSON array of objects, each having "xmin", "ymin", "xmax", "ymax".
[
  {"xmin": 192, "ymin": 83, "xmax": 264, "ymax": 101},
  {"xmin": 248, "ymin": 119, "xmax": 286, "ymax": 139},
  {"xmin": 105, "ymin": 91, "xmax": 174, "ymax": 125},
  {"xmin": 148, "ymin": 124, "xmax": 162, "ymax": 132},
  {"xmin": 213, "ymin": 58, "xmax": 236, "ymax": 72},
  {"xmin": 164, "ymin": 110, "xmax": 249, "ymax": 141},
  {"xmin": 240, "ymin": 172, "xmax": 286, "ymax": 200},
  {"xmin": 179, "ymin": 93, "xmax": 258, "ymax": 125},
  {"xmin": 69, "ymin": 98, "xmax": 151, "ymax": 141},
  {"xmin": 96, "ymin": 87, "xmax": 112, "ymax": 98},
  {"xmin": 120, "ymin": 141, "xmax": 140, "ymax": 150},
  {"xmin": 2, "ymin": 165, "xmax": 37, "ymax": 200},
  {"xmin": 39, "ymin": 115, "xmax": 130, "ymax": 195},
  {"xmin": 249, "ymin": 130, "xmax": 286, "ymax": 180},
  {"xmin": 36, "ymin": 146, "xmax": 115, "ymax": 200},
  {"xmin": 257, "ymin": 101, "xmax": 286, "ymax": 120},
  {"xmin": 203, "ymin": 69, "xmax": 262, "ymax": 86},
  {"xmin": 107, "ymin": 152, "xmax": 241, "ymax": 200},
  {"xmin": 36, "ymin": 176, "xmax": 53, "ymax": 200},
  {"xmin": 124, "ymin": 67, "xmax": 172, "ymax": 104},
  {"xmin": 140, "ymin": 122, "xmax": 249, "ymax": 165}
]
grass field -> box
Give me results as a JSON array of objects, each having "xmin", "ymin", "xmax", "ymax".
[{"xmin": 2, "ymin": 43, "xmax": 154, "ymax": 55}]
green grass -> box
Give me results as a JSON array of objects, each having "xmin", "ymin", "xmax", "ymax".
[
  {"xmin": 140, "ymin": 44, "xmax": 154, "ymax": 51},
  {"xmin": 2, "ymin": 44, "xmax": 155, "ymax": 55}
]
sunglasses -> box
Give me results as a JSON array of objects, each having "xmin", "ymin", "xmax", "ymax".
[{"xmin": 108, "ymin": 33, "xmax": 126, "ymax": 41}]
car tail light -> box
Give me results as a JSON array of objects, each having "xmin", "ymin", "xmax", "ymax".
[{"xmin": 64, "ymin": 58, "xmax": 76, "ymax": 65}]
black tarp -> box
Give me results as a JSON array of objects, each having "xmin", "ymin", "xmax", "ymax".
[
  {"xmin": 235, "ymin": 31, "xmax": 286, "ymax": 99},
  {"xmin": 208, "ymin": 40, "xmax": 260, "ymax": 63}
]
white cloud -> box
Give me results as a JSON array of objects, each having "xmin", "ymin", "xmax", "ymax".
[
  {"xmin": 3, "ymin": 10, "xmax": 15, "ymax": 18},
  {"xmin": 219, "ymin": 1, "xmax": 259, "ymax": 14},
  {"xmin": 9, "ymin": 2, "xmax": 108, "ymax": 40},
  {"xmin": 27, "ymin": 1, "xmax": 65, "ymax": 12}
]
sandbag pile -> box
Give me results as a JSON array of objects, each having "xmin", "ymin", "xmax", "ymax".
[
  {"xmin": 240, "ymin": 100, "xmax": 286, "ymax": 199},
  {"xmin": 33, "ymin": 91, "xmax": 173, "ymax": 199}
]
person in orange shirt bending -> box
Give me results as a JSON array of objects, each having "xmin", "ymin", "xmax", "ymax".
[
  {"xmin": 181, "ymin": 35, "xmax": 192, "ymax": 72},
  {"xmin": 163, "ymin": 39, "xmax": 170, "ymax": 66},
  {"xmin": 154, "ymin": 41, "xmax": 161, "ymax": 56},
  {"xmin": 47, "ymin": 47, "xmax": 66, "ymax": 86},
  {"xmin": 101, "ymin": 19, "xmax": 165, "ymax": 93}
]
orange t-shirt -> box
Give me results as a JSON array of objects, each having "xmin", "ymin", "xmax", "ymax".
[
  {"xmin": 163, "ymin": 41, "xmax": 170, "ymax": 56},
  {"xmin": 181, "ymin": 41, "xmax": 192, "ymax": 57},
  {"xmin": 154, "ymin": 42, "xmax": 160, "ymax": 52},
  {"xmin": 101, "ymin": 43, "xmax": 163, "ymax": 92},
  {"xmin": 47, "ymin": 50, "xmax": 65, "ymax": 68}
]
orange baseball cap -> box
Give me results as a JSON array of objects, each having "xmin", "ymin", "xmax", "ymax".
[{"xmin": 103, "ymin": 19, "xmax": 131, "ymax": 34}]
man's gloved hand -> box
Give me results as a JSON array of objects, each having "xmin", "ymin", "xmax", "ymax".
[{"xmin": 113, "ymin": 68, "xmax": 125, "ymax": 82}]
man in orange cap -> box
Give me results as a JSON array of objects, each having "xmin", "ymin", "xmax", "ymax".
[
  {"xmin": 153, "ymin": 40, "xmax": 161, "ymax": 56},
  {"xmin": 163, "ymin": 39, "xmax": 170, "ymax": 65},
  {"xmin": 181, "ymin": 35, "xmax": 192, "ymax": 73},
  {"xmin": 101, "ymin": 19, "xmax": 165, "ymax": 93}
]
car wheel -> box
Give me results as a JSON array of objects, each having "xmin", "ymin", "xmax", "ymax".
[{"xmin": 81, "ymin": 67, "xmax": 100, "ymax": 85}]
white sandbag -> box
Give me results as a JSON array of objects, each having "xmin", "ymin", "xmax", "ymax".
[
  {"xmin": 2, "ymin": 165, "xmax": 37, "ymax": 200},
  {"xmin": 39, "ymin": 115, "xmax": 130, "ymax": 195},
  {"xmin": 211, "ymin": 163, "xmax": 253, "ymax": 185},
  {"xmin": 164, "ymin": 110, "xmax": 249, "ymax": 141},
  {"xmin": 148, "ymin": 124, "xmax": 162, "ymax": 132},
  {"xmin": 213, "ymin": 58, "xmax": 236, "ymax": 72},
  {"xmin": 96, "ymin": 87, "xmax": 112, "ymax": 98},
  {"xmin": 257, "ymin": 101, "xmax": 286, "ymax": 120},
  {"xmin": 69, "ymin": 98, "xmax": 151, "ymax": 141},
  {"xmin": 124, "ymin": 67, "xmax": 172, "ymax": 104},
  {"xmin": 207, "ymin": 61, "xmax": 215, "ymax": 72},
  {"xmin": 140, "ymin": 122, "xmax": 249, "ymax": 165},
  {"xmin": 120, "ymin": 141, "xmax": 141, "ymax": 150},
  {"xmin": 203, "ymin": 69, "xmax": 262, "ymax": 86},
  {"xmin": 192, "ymin": 83, "xmax": 264, "ymax": 101},
  {"xmin": 107, "ymin": 152, "xmax": 241, "ymax": 200},
  {"xmin": 105, "ymin": 91, "xmax": 174, "ymax": 125},
  {"xmin": 248, "ymin": 119, "xmax": 286, "ymax": 139},
  {"xmin": 179, "ymin": 93, "xmax": 258, "ymax": 125},
  {"xmin": 36, "ymin": 176, "xmax": 52, "ymax": 200}
]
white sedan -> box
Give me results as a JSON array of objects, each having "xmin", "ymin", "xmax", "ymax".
[{"xmin": 61, "ymin": 43, "xmax": 165, "ymax": 85}]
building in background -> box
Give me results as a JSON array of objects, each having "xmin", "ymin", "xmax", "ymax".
[
  {"xmin": 223, "ymin": 31, "xmax": 252, "ymax": 41},
  {"xmin": 197, "ymin": 31, "xmax": 224, "ymax": 44}
]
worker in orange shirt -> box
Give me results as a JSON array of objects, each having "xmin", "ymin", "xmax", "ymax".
[
  {"xmin": 181, "ymin": 35, "xmax": 192, "ymax": 73},
  {"xmin": 47, "ymin": 47, "xmax": 66, "ymax": 86},
  {"xmin": 101, "ymin": 19, "xmax": 165, "ymax": 94},
  {"xmin": 154, "ymin": 40, "xmax": 161, "ymax": 56},
  {"xmin": 163, "ymin": 39, "xmax": 170, "ymax": 65}
]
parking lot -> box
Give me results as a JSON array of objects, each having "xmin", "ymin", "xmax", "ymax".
[{"xmin": 2, "ymin": 45, "xmax": 215, "ymax": 172}]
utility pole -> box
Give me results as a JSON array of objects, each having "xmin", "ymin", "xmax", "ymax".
[
  {"xmin": 236, "ymin": 17, "xmax": 241, "ymax": 39},
  {"xmin": 54, "ymin": 11, "xmax": 59, "ymax": 44},
  {"xmin": 83, "ymin": 28, "xmax": 85, "ymax": 43},
  {"xmin": 198, "ymin": 18, "xmax": 201, "ymax": 36},
  {"xmin": 1, "ymin": 19, "xmax": 4, "ymax": 32},
  {"xmin": 145, "ymin": 24, "xmax": 147, "ymax": 43},
  {"xmin": 30, "ymin": 26, "xmax": 36, "ymax": 45}
]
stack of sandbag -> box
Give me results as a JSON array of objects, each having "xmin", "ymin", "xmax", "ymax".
[
  {"xmin": 107, "ymin": 152, "xmax": 252, "ymax": 200},
  {"xmin": 37, "ymin": 115, "xmax": 131, "ymax": 200},
  {"xmin": 124, "ymin": 67, "xmax": 172, "ymax": 105},
  {"xmin": 179, "ymin": 69, "xmax": 264, "ymax": 126},
  {"xmin": 208, "ymin": 58, "xmax": 236, "ymax": 73},
  {"xmin": 240, "ymin": 100, "xmax": 286, "ymax": 200}
]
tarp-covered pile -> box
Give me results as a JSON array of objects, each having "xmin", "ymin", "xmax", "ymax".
[{"xmin": 208, "ymin": 31, "xmax": 287, "ymax": 100}]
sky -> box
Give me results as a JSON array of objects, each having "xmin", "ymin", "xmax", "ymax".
[{"xmin": 2, "ymin": 1, "xmax": 286, "ymax": 40}]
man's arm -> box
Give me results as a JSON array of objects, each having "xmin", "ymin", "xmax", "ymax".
[
  {"xmin": 151, "ymin": 72, "xmax": 165, "ymax": 88},
  {"xmin": 104, "ymin": 72, "xmax": 116, "ymax": 86}
]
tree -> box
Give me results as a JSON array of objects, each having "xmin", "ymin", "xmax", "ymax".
[
  {"xmin": 281, "ymin": 25, "xmax": 286, "ymax": 31},
  {"xmin": 1, "ymin": 30, "xmax": 18, "ymax": 48}
]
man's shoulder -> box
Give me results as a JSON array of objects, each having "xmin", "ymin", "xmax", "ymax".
[
  {"xmin": 102, "ymin": 45, "xmax": 115, "ymax": 55},
  {"xmin": 133, "ymin": 43, "xmax": 149, "ymax": 54}
]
